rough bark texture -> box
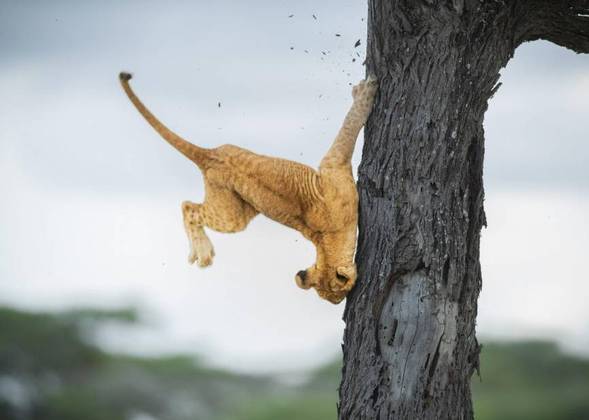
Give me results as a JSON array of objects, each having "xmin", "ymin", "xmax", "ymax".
[{"xmin": 338, "ymin": 1, "xmax": 589, "ymax": 419}]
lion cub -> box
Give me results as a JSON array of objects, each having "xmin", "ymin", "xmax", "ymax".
[{"xmin": 119, "ymin": 72, "xmax": 377, "ymax": 303}]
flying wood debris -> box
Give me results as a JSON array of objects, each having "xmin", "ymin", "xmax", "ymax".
[
  {"xmin": 288, "ymin": 14, "xmax": 294, "ymax": 18},
  {"xmin": 354, "ymin": 39, "xmax": 361, "ymax": 48},
  {"xmin": 335, "ymin": 33, "xmax": 341, "ymax": 37},
  {"xmin": 218, "ymin": 102, "xmax": 221, "ymax": 108},
  {"xmin": 312, "ymin": 14, "xmax": 317, "ymax": 20}
]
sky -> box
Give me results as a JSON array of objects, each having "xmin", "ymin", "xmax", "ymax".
[{"xmin": 0, "ymin": 0, "xmax": 588, "ymax": 373}]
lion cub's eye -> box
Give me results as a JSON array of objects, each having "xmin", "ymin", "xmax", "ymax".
[{"xmin": 336, "ymin": 272, "xmax": 348, "ymax": 283}]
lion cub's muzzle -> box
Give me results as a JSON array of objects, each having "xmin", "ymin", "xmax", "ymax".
[{"xmin": 295, "ymin": 270, "xmax": 312, "ymax": 289}]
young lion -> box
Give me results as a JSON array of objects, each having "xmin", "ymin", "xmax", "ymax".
[{"xmin": 119, "ymin": 72, "xmax": 377, "ymax": 304}]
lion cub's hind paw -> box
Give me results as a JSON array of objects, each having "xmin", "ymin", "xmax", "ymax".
[
  {"xmin": 188, "ymin": 236, "xmax": 215, "ymax": 268},
  {"xmin": 196, "ymin": 253, "xmax": 214, "ymax": 268}
]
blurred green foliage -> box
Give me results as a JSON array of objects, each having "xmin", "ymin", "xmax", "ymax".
[
  {"xmin": 1, "ymin": 306, "xmax": 588, "ymax": 420},
  {"xmin": 472, "ymin": 341, "xmax": 589, "ymax": 420}
]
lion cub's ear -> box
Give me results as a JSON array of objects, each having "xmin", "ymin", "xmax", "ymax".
[{"xmin": 336, "ymin": 265, "xmax": 357, "ymax": 283}]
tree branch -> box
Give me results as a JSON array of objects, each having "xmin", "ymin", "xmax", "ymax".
[{"xmin": 523, "ymin": 0, "xmax": 589, "ymax": 53}]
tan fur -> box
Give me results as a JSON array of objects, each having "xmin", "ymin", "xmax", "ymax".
[{"xmin": 119, "ymin": 72, "xmax": 377, "ymax": 304}]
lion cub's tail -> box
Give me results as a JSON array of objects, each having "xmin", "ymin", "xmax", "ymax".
[{"xmin": 119, "ymin": 72, "xmax": 212, "ymax": 169}]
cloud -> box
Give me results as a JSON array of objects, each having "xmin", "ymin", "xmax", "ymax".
[
  {"xmin": 478, "ymin": 190, "xmax": 589, "ymax": 356},
  {"xmin": 485, "ymin": 41, "xmax": 589, "ymax": 191},
  {"xmin": 2, "ymin": 3, "xmax": 586, "ymax": 195},
  {"xmin": 1, "ymin": 0, "xmax": 369, "ymax": 195}
]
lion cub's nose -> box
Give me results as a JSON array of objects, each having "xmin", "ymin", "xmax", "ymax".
[
  {"xmin": 297, "ymin": 270, "xmax": 307, "ymax": 283},
  {"xmin": 296, "ymin": 270, "xmax": 312, "ymax": 290}
]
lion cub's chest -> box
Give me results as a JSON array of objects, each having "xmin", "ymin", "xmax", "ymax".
[{"xmin": 305, "ymin": 179, "xmax": 358, "ymax": 233}]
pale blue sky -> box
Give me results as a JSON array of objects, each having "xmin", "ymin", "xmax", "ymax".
[{"xmin": 1, "ymin": 1, "xmax": 588, "ymax": 372}]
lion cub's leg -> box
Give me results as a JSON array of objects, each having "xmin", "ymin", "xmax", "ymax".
[
  {"xmin": 320, "ymin": 76, "xmax": 378, "ymax": 169},
  {"xmin": 182, "ymin": 203, "xmax": 215, "ymax": 267},
  {"xmin": 182, "ymin": 181, "xmax": 257, "ymax": 267}
]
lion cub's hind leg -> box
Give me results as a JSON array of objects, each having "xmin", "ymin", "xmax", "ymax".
[
  {"xmin": 182, "ymin": 181, "xmax": 258, "ymax": 268},
  {"xmin": 182, "ymin": 203, "xmax": 215, "ymax": 267}
]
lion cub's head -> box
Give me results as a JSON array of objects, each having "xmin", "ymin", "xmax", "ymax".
[{"xmin": 294, "ymin": 231, "xmax": 357, "ymax": 304}]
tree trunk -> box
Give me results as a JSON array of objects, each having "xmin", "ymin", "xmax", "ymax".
[{"xmin": 338, "ymin": 1, "xmax": 589, "ymax": 419}]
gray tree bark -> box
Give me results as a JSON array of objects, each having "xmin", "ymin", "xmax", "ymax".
[{"xmin": 338, "ymin": 1, "xmax": 589, "ymax": 419}]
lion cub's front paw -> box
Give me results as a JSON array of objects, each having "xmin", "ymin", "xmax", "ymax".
[
  {"xmin": 188, "ymin": 236, "xmax": 215, "ymax": 268},
  {"xmin": 352, "ymin": 75, "xmax": 378, "ymax": 102}
]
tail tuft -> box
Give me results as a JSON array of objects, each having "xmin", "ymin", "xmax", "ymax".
[{"xmin": 119, "ymin": 72, "xmax": 133, "ymax": 82}]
